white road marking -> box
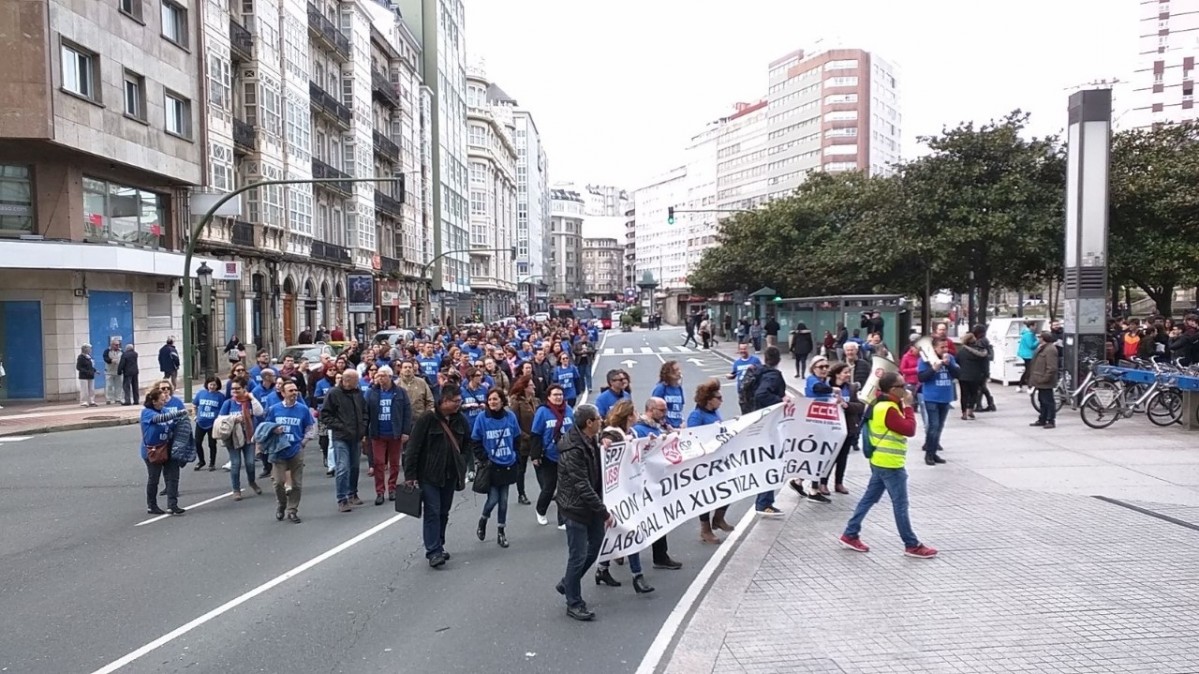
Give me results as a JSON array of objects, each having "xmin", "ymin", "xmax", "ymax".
[
  {"xmin": 635, "ymin": 506, "xmax": 758, "ymax": 674},
  {"xmin": 640, "ymin": 347, "xmax": 653, "ymax": 354},
  {"xmin": 0, "ymin": 435, "xmax": 33, "ymax": 442},
  {"xmin": 676, "ymin": 346, "xmax": 694, "ymax": 353},
  {"xmin": 579, "ymin": 330, "xmax": 611, "ymax": 406},
  {"xmin": 621, "ymin": 359, "xmax": 638, "ymax": 368},
  {"xmin": 93, "ymin": 514, "xmax": 409, "ymax": 674},
  {"xmin": 602, "ymin": 348, "xmax": 615, "ymax": 355},
  {"xmin": 134, "ymin": 491, "xmax": 234, "ymax": 527},
  {"xmin": 622, "ymin": 347, "xmax": 634, "ymax": 355}
]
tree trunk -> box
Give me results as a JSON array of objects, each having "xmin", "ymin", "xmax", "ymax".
[
  {"xmin": 1135, "ymin": 281, "xmax": 1173, "ymax": 318},
  {"xmin": 1046, "ymin": 278, "xmax": 1055, "ymax": 320},
  {"xmin": 1110, "ymin": 284, "xmax": 1120, "ymax": 318},
  {"xmin": 1124, "ymin": 286, "xmax": 1133, "ymax": 318},
  {"xmin": 976, "ymin": 281, "xmax": 991, "ymax": 330}
]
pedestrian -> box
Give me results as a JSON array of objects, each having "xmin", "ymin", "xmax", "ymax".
[
  {"xmin": 552, "ymin": 353, "xmax": 581, "ymax": 407},
  {"xmin": 689, "ymin": 379, "xmax": 733, "ymax": 544},
  {"xmin": 971, "ymin": 324, "xmax": 997, "ymax": 413},
  {"xmin": 682, "ymin": 315, "xmax": 699, "ymax": 348},
  {"xmin": 102, "ymin": 338, "xmax": 121, "ymax": 405},
  {"xmin": 594, "ymin": 369, "xmax": 631, "ymax": 419},
  {"xmin": 158, "ymin": 337, "xmax": 180, "ymax": 390},
  {"xmin": 593, "ymin": 399, "xmax": 654, "ymax": 593},
  {"xmin": 118, "ymin": 343, "xmax": 140, "ymax": 405},
  {"xmin": 191, "ymin": 375, "xmax": 225, "ymax": 471},
  {"xmin": 632, "ymin": 397, "xmax": 683, "ymax": 570},
  {"xmin": 554, "ymin": 403, "xmax": 611, "ymax": 621},
  {"xmin": 366, "ymin": 365, "xmax": 412, "ymax": 505},
  {"xmin": 789, "ymin": 322, "xmax": 814, "ymax": 378},
  {"xmin": 403, "ymin": 384, "xmax": 470, "ymax": 568},
  {"xmin": 839, "ymin": 372, "xmax": 938, "ymax": 559},
  {"xmin": 1029, "ymin": 331, "xmax": 1060, "ymax": 429},
  {"xmin": 650, "ymin": 360, "xmax": 685, "ymax": 431},
  {"xmin": 751, "ymin": 346, "xmax": 787, "ymax": 516},
  {"xmin": 956, "ymin": 333, "xmax": 989, "ymax": 421},
  {"xmin": 321, "ymin": 368, "xmax": 369, "ymax": 512},
  {"xmin": 764, "ymin": 314, "xmax": 780, "ymax": 348},
  {"xmin": 529, "ymin": 384, "xmax": 574, "ymax": 528},
  {"xmin": 699, "ymin": 316, "xmax": 712, "ymax": 349},
  {"xmin": 217, "ymin": 378, "xmax": 263, "ymax": 500},
  {"xmin": 264, "ymin": 380, "xmax": 313, "ymax": 523},
  {"xmin": 76, "ymin": 343, "xmax": 97, "ymax": 407},
  {"xmin": 749, "ymin": 319, "xmax": 764, "ymax": 352},
  {"xmin": 1016, "ymin": 320, "xmax": 1039, "ymax": 393},
  {"xmin": 139, "ymin": 386, "xmax": 189, "ymax": 515},
  {"xmin": 472, "ymin": 387, "xmax": 521, "ymax": 548},
  {"xmin": 509, "ymin": 374, "xmax": 540, "ymax": 506},
  {"xmin": 727, "ymin": 343, "xmax": 762, "ymax": 415},
  {"xmin": 817, "ymin": 362, "xmax": 862, "ymax": 498},
  {"xmin": 916, "ymin": 336, "xmax": 958, "ymax": 465}
]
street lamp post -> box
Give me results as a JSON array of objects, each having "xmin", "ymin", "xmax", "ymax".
[
  {"xmin": 182, "ymin": 176, "xmax": 401, "ymax": 402},
  {"xmin": 195, "ymin": 261, "xmax": 214, "ymax": 381},
  {"xmin": 518, "ymin": 275, "xmax": 545, "ymax": 314}
]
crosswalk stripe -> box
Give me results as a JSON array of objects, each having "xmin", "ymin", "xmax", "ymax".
[
  {"xmin": 676, "ymin": 346, "xmax": 693, "ymax": 353},
  {"xmin": 640, "ymin": 347, "xmax": 653, "ymax": 354},
  {"xmin": 622, "ymin": 348, "xmax": 634, "ymax": 354},
  {"xmin": 659, "ymin": 346, "xmax": 675, "ymax": 353},
  {"xmin": 603, "ymin": 348, "xmax": 615, "ymax": 355}
]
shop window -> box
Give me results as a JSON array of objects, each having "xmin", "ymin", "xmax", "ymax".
[{"xmin": 83, "ymin": 177, "xmax": 166, "ymax": 248}]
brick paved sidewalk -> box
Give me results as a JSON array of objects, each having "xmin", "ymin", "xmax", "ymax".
[{"xmin": 0, "ymin": 401, "xmax": 143, "ymax": 436}]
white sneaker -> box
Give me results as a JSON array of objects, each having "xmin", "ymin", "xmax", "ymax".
[
  {"xmin": 1017, "ymin": 386, "xmax": 1025, "ymax": 394},
  {"xmin": 557, "ymin": 523, "xmax": 566, "ymax": 531},
  {"xmin": 536, "ymin": 513, "xmax": 548, "ymax": 526}
]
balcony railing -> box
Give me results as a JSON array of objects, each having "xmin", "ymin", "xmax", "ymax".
[
  {"xmin": 379, "ymin": 255, "xmax": 400, "ymax": 275},
  {"xmin": 371, "ymin": 69, "xmax": 399, "ymax": 108},
  {"xmin": 309, "ymin": 80, "xmax": 352, "ymax": 128},
  {"xmin": 229, "ymin": 18, "xmax": 253, "ymax": 60},
  {"xmin": 232, "ymin": 117, "xmax": 256, "ymax": 151},
  {"xmin": 374, "ymin": 190, "xmax": 403, "ymax": 217},
  {"xmin": 311, "ymin": 158, "xmax": 352, "ymax": 196},
  {"xmin": 231, "ymin": 220, "xmax": 256, "ymax": 247},
  {"xmin": 372, "ymin": 130, "xmax": 400, "ymax": 162},
  {"xmin": 311, "ymin": 240, "xmax": 352, "ymax": 265},
  {"xmin": 306, "ymin": 2, "xmax": 350, "ymax": 61}
]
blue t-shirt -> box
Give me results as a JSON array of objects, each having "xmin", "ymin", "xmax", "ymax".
[
  {"xmin": 918, "ymin": 357, "xmax": 959, "ymax": 404},
  {"xmin": 530, "ymin": 405, "xmax": 574, "ymax": 463},
  {"xmin": 731, "ymin": 356, "xmax": 763, "ymax": 389},
  {"xmin": 652, "ymin": 382, "xmax": 685, "ymax": 429},
  {"xmin": 192, "ymin": 390, "xmax": 226, "ymax": 429},
  {"xmin": 462, "ymin": 344, "xmax": 484, "ymax": 362},
  {"xmin": 313, "ymin": 378, "xmax": 333, "ymax": 408},
  {"xmin": 260, "ymin": 390, "xmax": 283, "ymax": 410},
  {"xmin": 162, "ymin": 396, "xmax": 186, "ymax": 413},
  {"xmin": 417, "ymin": 355, "xmax": 441, "ymax": 391},
  {"xmin": 461, "ymin": 384, "xmax": 487, "ymax": 423},
  {"xmin": 248, "ymin": 365, "xmax": 273, "ymax": 388},
  {"xmin": 553, "ymin": 365, "xmax": 581, "ymax": 400},
  {"xmin": 265, "ymin": 401, "xmax": 313, "ymax": 460},
  {"xmin": 804, "ymin": 375, "xmax": 834, "ymax": 399},
  {"xmin": 471, "ymin": 410, "xmax": 521, "ymax": 467},
  {"xmin": 139, "ymin": 407, "xmax": 178, "ymax": 460},
  {"xmin": 377, "ymin": 388, "xmax": 396, "ymax": 436},
  {"xmin": 687, "ymin": 406, "xmax": 722, "ymax": 429},
  {"xmin": 594, "ymin": 389, "xmax": 630, "ymax": 419}
]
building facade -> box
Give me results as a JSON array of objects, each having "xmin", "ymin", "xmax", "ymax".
[
  {"xmin": 465, "ymin": 66, "xmax": 518, "ymax": 319},
  {"xmin": 514, "ymin": 109, "xmax": 549, "ymax": 314},
  {"xmin": 0, "ymin": 0, "xmax": 222, "ymax": 401},
  {"xmin": 1131, "ymin": 0, "xmax": 1199, "ymax": 128},
  {"xmin": 623, "ymin": 203, "xmax": 637, "ymax": 296},
  {"xmin": 582, "ymin": 237, "xmax": 622, "ymax": 300},
  {"xmin": 548, "ymin": 189, "xmax": 584, "ymax": 300}
]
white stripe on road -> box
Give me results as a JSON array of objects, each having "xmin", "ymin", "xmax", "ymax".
[
  {"xmin": 676, "ymin": 346, "xmax": 693, "ymax": 353},
  {"xmin": 602, "ymin": 348, "xmax": 615, "ymax": 355},
  {"xmin": 622, "ymin": 348, "xmax": 634, "ymax": 355},
  {"xmin": 134, "ymin": 491, "xmax": 234, "ymax": 527},
  {"xmin": 93, "ymin": 513, "xmax": 409, "ymax": 674},
  {"xmin": 640, "ymin": 347, "xmax": 653, "ymax": 354},
  {"xmin": 634, "ymin": 506, "xmax": 759, "ymax": 674},
  {"xmin": 579, "ymin": 329, "xmax": 610, "ymax": 406},
  {"xmin": 0, "ymin": 435, "xmax": 33, "ymax": 442}
]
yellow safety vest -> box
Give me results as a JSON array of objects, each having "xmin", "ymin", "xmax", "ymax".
[{"xmin": 866, "ymin": 400, "xmax": 908, "ymax": 469}]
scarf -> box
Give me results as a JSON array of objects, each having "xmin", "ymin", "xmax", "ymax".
[
  {"xmin": 547, "ymin": 400, "xmax": 567, "ymax": 442},
  {"xmin": 235, "ymin": 393, "xmax": 254, "ymax": 445},
  {"xmin": 486, "ymin": 406, "xmax": 506, "ymax": 420}
]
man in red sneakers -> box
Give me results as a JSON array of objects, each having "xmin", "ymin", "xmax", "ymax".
[{"xmin": 838, "ymin": 372, "xmax": 938, "ymax": 559}]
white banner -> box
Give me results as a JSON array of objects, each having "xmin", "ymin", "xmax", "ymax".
[{"xmin": 598, "ymin": 399, "xmax": 847, "ymax": 562}]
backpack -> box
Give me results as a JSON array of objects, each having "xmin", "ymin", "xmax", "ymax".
[
  {"xmin": 737, "ymin": 365, "xmax": 762, "ymax": 411},
  {"xmin": 860, "ymin": 401, "xmax": 880, "ymax": 459}
]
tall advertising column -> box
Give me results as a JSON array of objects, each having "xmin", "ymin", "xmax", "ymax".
[{"xmin": 1062, "ymin": 89, "xmax": 1112, "ymax": 387}]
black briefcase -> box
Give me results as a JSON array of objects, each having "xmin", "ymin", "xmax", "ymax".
[{"xmin": 393, "ymin": 484, "xmax": 422, "ymax": 518}]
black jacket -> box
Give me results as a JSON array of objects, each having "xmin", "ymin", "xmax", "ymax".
[
  {"xmin": 555, "ymin": 425, "xmax": 608, "ymax": 524},
  {"xmin": 158, "ymin": 344, "xmax": 179, "ymax": 373},
  {"xmin": 366, "ymin": 383, "xmax": 413, "ymax": 439},
  {"xmin": 956, "ymin": 343, "xmax": 990, "ymax": 383},
  {"xmin": 847, "ymin": 358, "xmax": 871, "ymax": 386},
  {"xmin": 403, "ymin": 410, "xmax": 470, "ymax": 489},
  {"xmin": 320, "ymin": 385, "xmax": 368, "ymax": 441},
  {"xmin": 76, "ymin": 354, "xmax": 95, "ymax": 380},
  {"xmin": 531, "ymin": 358, "xmax": 554, "ymax": 399},
  {"xmin": 789, "ymin": 329, "xmax": 813, "ymax": 356},
  {"xmin": 752, "ymin": 367, "xmax": 786, "ymax": 410},
  {"xmin": 117, "ymin": 349, "xmax": 139, "ymax": 376}
]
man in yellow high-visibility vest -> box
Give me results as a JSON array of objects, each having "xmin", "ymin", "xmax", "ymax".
[{"xmin": 838, "ymin": 372, "xmax": 938, "ymax": 559}]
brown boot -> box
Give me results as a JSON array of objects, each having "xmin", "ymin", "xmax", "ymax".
[
  {"xmin": 712, "ymin": 512, "xmax": 735, "ymax": 533},
  {"xmin": 700, "ymin": 520, "xmax": 722, "ymax": 545}
]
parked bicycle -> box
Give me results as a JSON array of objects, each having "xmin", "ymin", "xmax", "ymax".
[
  {"xmin": 1079, "ymin": 369, "xmax": 1184, "ymax": 429},
  {"xmin": 1030, "ymin": 357, "xmax": 1103, "ymax": 413}
]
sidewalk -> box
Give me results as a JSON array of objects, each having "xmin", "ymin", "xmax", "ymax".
[
  {"xmin": 663, "ymin": 345, "xmax": 1199, "ymax": 673},
  {"xmin": 0, "ymin": 400, "xmax": 143, "ymax": 437}
]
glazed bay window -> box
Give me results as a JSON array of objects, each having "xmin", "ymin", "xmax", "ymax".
[
  {"xmin": 0, "ymin": 165, "xmax": 34, "ymax": 233},
  {"xmin": 83, "ymin": 177, "xmax": 165, "ymax": 248}
]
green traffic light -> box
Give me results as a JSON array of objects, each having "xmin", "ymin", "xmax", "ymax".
[{"xmin": 667, "ymin": 216, "xmax": 675, "ymax": 224}]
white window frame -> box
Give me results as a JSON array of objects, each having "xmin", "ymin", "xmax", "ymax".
[
  {"xmin": 61, "ymin": 42, "xmax": 98, "ymax": 101},
  {"xmin": 123, "ymin": 69, "xmax": 146, "ymax": 120},
  {"xmin": 164, "ymin": 91, "xmax": 192, "ymax": 138},
  {"xmin": 161, "ymin": 0, "xmax": 189, "ymax": 48}
]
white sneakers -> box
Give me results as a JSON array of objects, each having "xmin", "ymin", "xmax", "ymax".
[{"xmin": 536, "ymin": 513, "xmax": 548, "ymax": 526}]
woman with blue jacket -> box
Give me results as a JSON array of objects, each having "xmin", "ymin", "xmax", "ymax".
[
  {"xmin": 803, "ymin": 356, "xmax": 834, "ymax": 398},
  {"xmin": 1016, "ymin": 320, "xmax": 1040, "ymax": 392},
  {"xmin": 651, "ymin": 360, "xmax": 685, "ymax": 429},
  {"xmin": 192, "ymin": 375, "xmax": 226, "ymax": 471},
  {"xmin": 552, "ymin": 352, "xmax": 582, "ymax": 407},
  {"xmin": 529, "ymin": 384, "xmax": 574, "ymax": 528},
  {"xmin": 688, "ymin": 378, "xmax": 734, "ymax": 544},
  {"xmin": 140, "ymin": 387, "xmax": 190, "ymax": 515},
  {"xmin": 472, "ymin": 388, "xmax": 522, "ymax": 548}
]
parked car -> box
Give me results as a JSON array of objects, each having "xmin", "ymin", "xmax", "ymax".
[
  {"xmin": 531, "ymin": 312, "xmax": 550, "ymax": 323},
  {"xmin": 276, "ymin": 342, "xmax": 335, "ymax": 365},
  {"xmin": 372, "ymin": 329, "xmax": 416, "ymax": 346}
]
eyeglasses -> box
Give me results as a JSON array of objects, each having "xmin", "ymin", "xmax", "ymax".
[
  {"xmin": 815, "ymin": 365, "xmax": 829, "ymax": 370},
  {"xmin": 713, "ymin": 394, "xmax": 723, "ymax": 399}
]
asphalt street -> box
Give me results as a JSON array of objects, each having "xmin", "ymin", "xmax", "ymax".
[{"xmin": 0, "ymin": 328, "xmax": 754, "ymax": 674}]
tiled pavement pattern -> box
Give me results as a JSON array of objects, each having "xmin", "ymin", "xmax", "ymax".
[{"xmin": 666, "ymin": 468, "xmax": 1199, "ymax": 674}]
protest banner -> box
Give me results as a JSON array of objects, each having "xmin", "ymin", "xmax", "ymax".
[{"xmin": 598, "ymin": 399, "xmax": 847, "ymax": 563}]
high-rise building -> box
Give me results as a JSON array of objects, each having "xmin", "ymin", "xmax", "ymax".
[
  {"xmin": 1130, "ymin": 0, "xmax": 1199, "ymax": 127},
  {"xmin": 548, "ymin": 189, "xmax": 584, "ymax": 300},
  {"xmin": 513, "ymin": 109, "xmax": 549, "ymax": 314},
  {"xmin": 623, "ymin": 201, "xmax": 637, "ymax": 293},
  {"xmin": 582, "ymin": 238, "xmax": 623, "ymax": 300},
  {"xmin": 465, "ymin": 65, "xmax": 518, "ymax": 319},
  {"xmin": 0, "ymin": 0, "xmax": 217, "ymax": 401}
]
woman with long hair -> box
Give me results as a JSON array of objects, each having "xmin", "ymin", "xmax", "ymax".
[
  {"xmin": 509, "ymin": 374, "xmax": 539, "ymax": 506},
  {"xmin": 528, "ymin": 384, "xmax": 573, "ymax": 528},
  {"xmin": 689, "ymin": 378, "xmax": 734, "ymax": 543},
  {"xmin": 217, "ymin": 378, "xmax": 264, "ymax": 500},
  {"xmin": 472, "ymin": 388, "xmax": 522, "ymax": 548},
  {"xmin": 594, "ymin": 398, "xmax": 654, "ymax": 594}
]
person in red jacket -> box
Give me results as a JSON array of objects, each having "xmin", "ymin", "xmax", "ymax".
[{"xmin": 899, "ymin": 340, "xmax": 924, "ymax": 425}]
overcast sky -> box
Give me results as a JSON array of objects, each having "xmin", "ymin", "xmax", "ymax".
[{"xmin": 469, "ymin": 0, "xmax": 1139, "ymax": 195}]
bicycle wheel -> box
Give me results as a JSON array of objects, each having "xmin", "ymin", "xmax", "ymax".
[
  {"xmin": 1080, "ymin": 389, "xmax": 1122, "ymax": 429},
  {"xmin": 1030, "ymin": 389, "xmax": 1041, "ymax": 413},
  {"xmin": 1147, "ymin": 390, "xmax": 1182, "ymax": 426}
]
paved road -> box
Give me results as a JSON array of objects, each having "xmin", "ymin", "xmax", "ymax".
[{"xmin": 0, "ymin": 328, "xmax": 753, "ymax": 674}]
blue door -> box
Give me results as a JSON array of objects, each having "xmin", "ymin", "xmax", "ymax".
[
  {"xmin": 0, "ymin": 301, "xmax": 44, "ymax": 399},
  {"xmin": 88, "ymin": 291, "xmax": 134, "ymax": 391}
]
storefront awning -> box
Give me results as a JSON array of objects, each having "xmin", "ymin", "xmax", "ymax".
[{"xmin": 0, "ymin": 239, "xmax": 219, "ymax": 277}]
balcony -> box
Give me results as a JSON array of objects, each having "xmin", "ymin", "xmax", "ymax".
[
  {"xmin": 374, "ymin": 189, "xmax": 403, "ymax": 218},
  {"xmin": 229, "ymin": 18, "xmax": 253, "ymax": 61},
  {"xmin": 231, "ymin": 220, "xmax": 256, "ymax": 247},
  {"xmin": 232, "ymin": 117, "xmax": 256, "ymax": 152},
  {"xmin": 309, "ymin": 80, "xmax": 352, "ymax": 129},
  {"xmin": 371, "ymin": 69, "xmax": 399, "ymax": 108},
  {"xmin": 311, "ymin": 240, "xmax": 352, "ymax": 265},
  {"xmin": 372, "ymin": 130, "xmax": 400, "ymax": 162},
  {"xmin": 379, "ymin": 255, "xmax": 400, "ymax": 275},
  {"xmin": 311, "ymin": 158, "xmax": 353, "ymax": 196},
  {"xmin": 306, "ymin": 2, "xmax": 350, "ymax": 61}
]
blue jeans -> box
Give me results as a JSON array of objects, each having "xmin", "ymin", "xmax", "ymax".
[
  {"xmin": 755, "ymin": 490, "xmax": 777, "ymax": 510},
  {"xmin": 420, "ymin": 482, "xmax": 456, "ymax": 558},
  {"xmin": 600, "ymin": 552, "xmax": 642, "ymax": 574},
  {"xmin": 923, "ymin": 402, "xmax": 949, "ymax": 455},
  {"xmin": 227, "ymin": 442, "xmax": 255, "ymax": 492},
  {"xmin": 482, "ymin": 483, "xmax": 510, "ymax": 526},
  {"xmin": 579, "ymin": 366, "xmax": 593, "ymax": 392},
  {"xmin": 332, "ymin": 438, "xmax": 362, "ymax": 503},
  {"xmin": 561, "ymin": 517, "xmax": 605, "ymax": 609},
  {"xmin": 843, "ymin": 464, "xmax": 919, "ymax": 548}
]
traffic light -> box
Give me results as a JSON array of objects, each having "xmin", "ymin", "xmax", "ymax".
[
  {"xmin": 510, "ymin": 246, "xmax": 517, "ymax": 261},
  {"xmin": 667, "ymin": 206, "xmax": 675, "ymax": 225}
]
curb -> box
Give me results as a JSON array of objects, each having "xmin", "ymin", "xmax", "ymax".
[{"xmin": 0, "ymin": 415, "xmax": 140, "ymax": 437}]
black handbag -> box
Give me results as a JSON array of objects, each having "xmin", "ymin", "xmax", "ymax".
[
  {"xmin": 393, "ymin": 484, "xmax": 422, "ymax": 517},
  {"xmin": 471, "ymin": 460, "xmax": 492, "ymax": 494}
]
